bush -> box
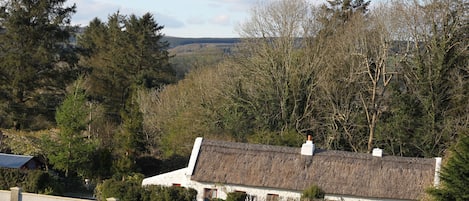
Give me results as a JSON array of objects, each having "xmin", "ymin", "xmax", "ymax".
[
  {"xmin": 96, "ymin": 177, "xmax": 143, "ymax": 201},
  {"xmin": 0, "ymin": 169, "xmax": 61, "ymax": 194},
  {"xmin": 142, "ymin": 185, "xmax": 197, "ymax": 201},
  {"xmin": 0, "ymin": 168, "xmax": 26, "ymax": 190},
  {"xmin": 96, "ymin": 176, "xmax": 197, "ymax": 201},
  {"xmin": 226, "ymin": 191, "xmax": 247, "ymax": 201},
  {"xmin": 301, "ymin": 184, "xmax": 325, "ymax": 200}
]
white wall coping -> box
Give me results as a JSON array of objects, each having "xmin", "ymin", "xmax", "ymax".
[{"xmin": 187, "ymin": 137, "xmax": 203, "ymax": 176}]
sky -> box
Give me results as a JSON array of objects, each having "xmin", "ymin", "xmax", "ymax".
[{"xmin": 66, "ymin": 0, "xmax": 384, "ymax": 38}]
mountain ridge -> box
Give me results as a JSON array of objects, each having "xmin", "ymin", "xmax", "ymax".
[{"xmin": 163, "ymin": 36, "xmax": 241, "ymax": 48}]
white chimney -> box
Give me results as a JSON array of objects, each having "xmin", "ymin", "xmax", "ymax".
[
  {"xmin": 372, "ymin": 148, "xmax": 383, "ymax": 157},
  {"xmin": 301, "ymin": 134, "xmax": 315, "ymax": 156},
  {"xmin": 434, "ymin": 157, "xmax": 442, "ymax": 187}
]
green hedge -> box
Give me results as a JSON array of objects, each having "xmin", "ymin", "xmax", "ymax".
[
  {"xmin": 0, "ymin": 168, "xmax": 62, "ymax": 194},
  {"xmin": 96, "ymin": 175, "xmax": 197, "ymax": 201}
]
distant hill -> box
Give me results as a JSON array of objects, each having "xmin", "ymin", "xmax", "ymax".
[
  {"xmin": 163, "ymin": 36, "xmax": 241, "ymax": 48},
  {"xmin": 168, "ymin": 43, "xmax": 235, "ymax": 56},
  {"xmin": 164, "ymin": 37, "xmax": 240, "ymax": 78}
]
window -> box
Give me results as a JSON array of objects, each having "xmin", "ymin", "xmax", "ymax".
[
  {"xmin": 204, "ymin": 188, "xmax": 217, "ymax": 201},
  {"xmin": 266, "ymin": 193, "xmax": 279, "ymax": 201}
]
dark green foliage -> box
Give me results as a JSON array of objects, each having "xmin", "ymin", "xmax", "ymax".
[
  {"xmin": 397, "ymin": 0, "xmax": 469, "ymax": 157},
  {"xmin": 112, "ymin": 86, "xmax": 145, "ymax": 177},
  {"xmin": 0, "ymin": 169, "xmax": 62, "ymax": 194},
  {"xmin": 45, "ymin": 81, "xmax": 96, "ymax": 177},
  {"xmin": 375, "ymin": 83, "xmax": 427, "ymax": 157},
  {"xmin": 0, "ymin": 0, "xmax": 78, "ymax": 129},
  {"xmin": 428, "ymin": 135, "xmax": 469, "ymax": 201},
  {"xmin": 135, "ymin": 155, "xmax": 190, "ymax": 178},
  {"xmin": 142, "ymin": 185, "xmax": 197, "ymax": 201},
  {"xmin": 89, "ymin": 148, "xmax": 113, "ymax": 180},
  {"xmin": 96, "ymin": 175, "xmax": 197, "ymax": 201},
  {"xmin": 301, "ymin": 184, "xmax": 325, "ymax": 200},
  {"xmin": 226, "ymin": 192, "xmax": 247, "ymax": 201},
  {"xmin": 0, "ymin": 168, "xmax": 26, "ymax": 190},
  {"xmin": 97, "ymin": 176, "xmax": 143, "ymax": 201},
  {"xmin": 248, "ymin": 129, "xmax": 304, "ymax": 147},
  {"xmin": 79, "ymin": 12, "xmax": 175, "ymax": 123}
]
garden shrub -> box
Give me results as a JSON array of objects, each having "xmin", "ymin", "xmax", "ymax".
[
  {"xmin": 301, "ymin": 184, "xmax": 325, "ymax": 200},
  {"xmin": 226, "ymin": 191, "xmax": 247, "ymax": 201},
  {"xmin": 96, "ymin": 175, "xmax": 197, "ymax": 201},
  {"xmin": 0, "ymin": 169, "xmax": 61, "ymax": 194}
]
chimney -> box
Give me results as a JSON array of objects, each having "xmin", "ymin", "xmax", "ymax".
[
  {"xmin": 301, "ymin": 131, "xmax": 315, "ymax": 156},
  {"xmin": 434, "ymin": 157, "xmax": 442, "ymax": 187},
  {"xmin": 372, "ymin": 148, "xmax": 383, "ymax": 157}
]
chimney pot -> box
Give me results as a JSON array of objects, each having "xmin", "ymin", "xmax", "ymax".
[{"xmin": 301, "ymin": 132, "xmax": 315, "ymax": 156}]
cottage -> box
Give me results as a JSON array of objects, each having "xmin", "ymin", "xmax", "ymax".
[
  {"xmin": 142, "ymin": 137, "xmax": 441, "ymax": 201},
  {"xmin": 0, "ymin": 153, "xmax": 42, "ymax": 170}
]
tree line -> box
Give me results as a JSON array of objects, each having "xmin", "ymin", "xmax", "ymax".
[
  {"xmin": 0, "ymin": 0, "xmax": 468, "ymax": 199},
  {"xmin": 144, "ymin": 0, "xmax": 468, "ymax": 159},
  {"xmin": 0, "ymin": 0, "xmax": 176, "ymax": 183}
]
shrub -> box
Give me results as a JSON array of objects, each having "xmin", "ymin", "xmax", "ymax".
[
  {"xmin": 96, "ymin": 176, "xmax": 197, "ymax": 201},
  {"xmin": 301, "ymin": 184, "xmax": 325, "ymax": 200},
  {"xmin": 0, "ymin": 169, "xmax": 61, "ymax": 194},
  {"xmin": 226, "ymin": 191, "xmax": 247, "ymax": 201},
  {"xmin": 142, "ymin": 185, "xmax": 197, "ymax": 201},
  {"xmin": 96, "ymin": 177, "xmax": 143, "ymax": 201},
  {"xmin": 0, "ymin": 168, "xmax": 26, "ymax": 190}
]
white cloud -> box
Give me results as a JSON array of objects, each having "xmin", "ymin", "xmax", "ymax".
[
  {"xmin": 211, "ymin": 15, "xmax": 231, "ymax": 26},
  {"xmin": 155, "ymin": 14, "xmax": 185, "ymax": 28},
  {"xmin": 67, "ymin": 0, "xmax": 184, "ymax": 28},
  {"xmin": 208, "ymin": 0, "xmax": 255, "ymax": 12},
  {"xmin": 186, "ymin": 16, "xmax": 206, "ymax": 25}
]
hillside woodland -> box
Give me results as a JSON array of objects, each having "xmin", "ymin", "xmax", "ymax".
[{"xmin": 0, "ymin": 0, "xmax": 467, "ymax": 200}]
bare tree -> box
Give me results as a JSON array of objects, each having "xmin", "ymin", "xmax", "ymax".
[
  {"xmin": 315, "ymin": 1, "xmax": 397, "ymax": 152},
  {"xmin": 234, "ymin": 0, "xmax": 325, "ymax": 138}
]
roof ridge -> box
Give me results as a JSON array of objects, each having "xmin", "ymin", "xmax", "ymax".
[{"xmin": 0, "ymin": 152, "xmax": 33, "ymax": 158}]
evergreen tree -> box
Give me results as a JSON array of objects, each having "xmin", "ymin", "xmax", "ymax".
[
  {"xmin": 429, "ymin": 135, "xmax": 469, "ymax": 200},
  {"xmin": 113, "ymin": 86, "xmax": 145, "ymax": 177},
  {"xmin": 0, "ymin": 0, "xmax": 78, "ymax": 129},
  {"xmin": 399, "ymin": 0, "xmax": 468, "ymax": 156},
  {"xmin": 124, "ymin": 13, "xmax": 175, "ymax": 88},
  {"xmin": 79, "ymin": 12, "xmax": 175, "ymax": 123},
  {"xmin": 317, "ymin": 0, "xmax": 370, "ymax": 37},
  {"xmin": 45, "ymin": 79, "xmax": 95, "ymax": 177}
]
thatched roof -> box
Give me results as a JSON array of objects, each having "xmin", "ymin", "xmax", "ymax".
[{"xmin": 191, "ymin": 139, "xmax": 436, "ymax": 200}]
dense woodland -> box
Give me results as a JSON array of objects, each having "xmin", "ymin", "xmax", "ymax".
[{"xmin": 0, "ymin": 0, "xmax": 468, "ymax": 200}]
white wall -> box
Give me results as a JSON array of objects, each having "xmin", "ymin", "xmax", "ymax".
[
  {"xmin": 142, "ymin": 168, "xmax": 302, "ymax": 201},
  {"xmin": 0, "ymin": 190, "xmax": 11, "ymax": 200},
  {"xmin": 325, "ymin": 194, "xmax": 411, "ymax": 201},
  {"xmin": 142, "ymin": 167, "xmax": 191, "ymax": 187},
  {"xmin": 21, "ymin": 193, "xmax": 92, "ymax": 201},
  {"xmin": 0, "ymin": 189, "xmax": 92, "ymax": 201},
  {"xmin": 142, "ymin": 169, "xmax": 417, "ymax": 201},
  {"xmin": 187, "ymin": 181, "xmax": 302, "ymax": 201}
]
